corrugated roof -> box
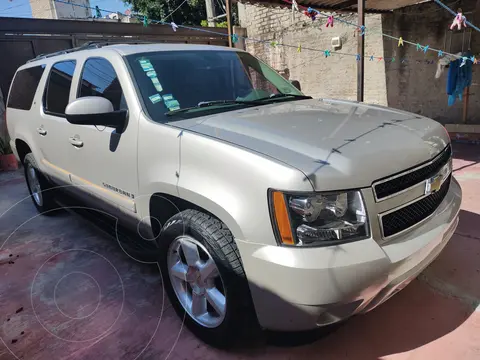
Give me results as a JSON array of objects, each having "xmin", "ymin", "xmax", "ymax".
[{"xmin": 239, "ymin": 0, "xmax": 431, "ymax": 13}]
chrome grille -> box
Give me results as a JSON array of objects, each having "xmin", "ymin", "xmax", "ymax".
[
  {"xmin": 374, "ymin": 144, "xmax": 452, "ymax": 201},
  {"xmin": 380, "ymin": 175, "xmax": 451, "ymax": 238}
]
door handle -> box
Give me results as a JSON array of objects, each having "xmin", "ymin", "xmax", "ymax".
[
  {"xmin": 69, "ymin": 137, "xmax": 83, "ymax": 148},
  {"xmin": 37, "ymin": 127, "xmax": 47, "ymax": 136}
]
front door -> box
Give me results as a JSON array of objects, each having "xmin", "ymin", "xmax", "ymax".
[{"xmin": 65, "ymin": 56, "xmax": 139, "ymax": 224}]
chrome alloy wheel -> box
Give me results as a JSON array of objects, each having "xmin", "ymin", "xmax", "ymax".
[
  {"xmin": 26, "ymin": 164, "xmax": 43, "ymax": 206},
  {"xmin": 167, "ymin": 235, "xmax": 226, "ymax": 328}
]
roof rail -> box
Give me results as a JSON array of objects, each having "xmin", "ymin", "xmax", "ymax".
[{"xmin": 25, "ymin": 41, "xmax": 136, "ymax": 63}]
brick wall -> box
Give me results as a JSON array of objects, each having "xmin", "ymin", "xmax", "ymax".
[
  {"xmin": 238, "ymin": 0, "xmax": 480, "ymax": 124},
  {"xmin": 238, "ymin": 3, "xmax": 388, "ymax": 105}
]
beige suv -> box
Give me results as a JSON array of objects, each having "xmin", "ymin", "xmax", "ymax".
[{"xmin": 6, "ymin": 43, "xmax": 461, "ymax": 347}]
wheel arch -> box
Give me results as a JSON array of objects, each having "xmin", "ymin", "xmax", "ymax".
[
  {"xmin": 148, "ymin": 191, "xmax": 244, "ymax": 240},
  {"xmin": 15, "ymin": 138, "xmax": 31, "ymax": 164}
]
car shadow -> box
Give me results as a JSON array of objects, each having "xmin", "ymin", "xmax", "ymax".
[{"xmin": 452, "ymin": 142, "xmax": 480, "ymax": 173}]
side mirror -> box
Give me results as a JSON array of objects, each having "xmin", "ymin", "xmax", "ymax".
[
  {"xmin": 65, "ymin": 97, "xmax": 128, "ymax": 133},
  {"xmin": 290, "ymin": 80, "xmax": 301, "ymax": 91}
]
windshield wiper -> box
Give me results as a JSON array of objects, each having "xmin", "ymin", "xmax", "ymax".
[
  {"xmin": 165, "ymin": 99, "xmax": 263, "ymax": 116},
  {"xmin": 256, "ymin": 94, "xmax": 313, "ymax": 101}
]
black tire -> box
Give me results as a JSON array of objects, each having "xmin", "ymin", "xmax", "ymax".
[
  {"xmin": 157, "ymin": 209, "xmax": 258, "ymax": 348},
  {"xmin": 24, "ymin": 153, "xmax": 58, "ymax": 214}
]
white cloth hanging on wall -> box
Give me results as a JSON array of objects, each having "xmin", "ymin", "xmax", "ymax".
[{"xmin": 435, "ymin": 52, "xmax": 462, "ymax": 79}]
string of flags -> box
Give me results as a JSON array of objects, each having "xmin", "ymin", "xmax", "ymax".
[
  {"xmin": 281, "ymin": 0, "xmax": 477, "ymax": 65},
  {"xmin": 53, "ymin": 0, "xmax": 478, "ymax": 67}
]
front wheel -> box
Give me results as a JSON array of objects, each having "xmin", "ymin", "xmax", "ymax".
[{"xmin": 157, "ymin": 209, "xmax": 257, "ymax": 348}]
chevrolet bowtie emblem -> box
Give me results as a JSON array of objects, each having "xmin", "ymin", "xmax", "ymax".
[
  {"xmin": 425, "ymin": 174, "xmax": 442, "ymax": 195},
  {"xmin": 425, "ymin": 160, "xmax": 451, "ymax": 195}
]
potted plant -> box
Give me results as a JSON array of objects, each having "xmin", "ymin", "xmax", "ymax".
[{"xmin": 0, "ymin": 136, "xmax": 18, "ymax": 171}]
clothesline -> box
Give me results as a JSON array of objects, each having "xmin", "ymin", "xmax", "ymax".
[
  {"xmin": 434, "ymin": 0, "xmax": 480, "ymax": 33},
  {"xmin": 52, "ymin": 0, "xmax": 477, "ymax": 67}
]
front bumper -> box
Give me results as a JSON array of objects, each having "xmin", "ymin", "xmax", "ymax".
[{"xmin": 236, "ymin": 177, "xmax": 462, "ymax": 331}]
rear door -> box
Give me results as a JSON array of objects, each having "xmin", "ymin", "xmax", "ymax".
[{"xmin": 37, "ymin": 60, "xmax": 77, "ymax": 185}]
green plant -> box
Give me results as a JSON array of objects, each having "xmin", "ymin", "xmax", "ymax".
[
  {"xmin": 200, "ymin": 20, "xmax": 227, "ymax": 28},
  {"xmin": 0, "ymin": 136, "xmax": 12, "ymax": 155}
]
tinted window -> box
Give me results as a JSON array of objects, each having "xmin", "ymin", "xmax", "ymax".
[
  {"xmin": 44, "ymin": 60, "xmax": 76, "ymax": 116},
  {"xmin": 78, "ymin": 58, "xmax": 126, "ymax": 111},
  {"xmin": 126, "ymin": 50, "xmax": 302, "ymax": 123},
  {"xmin": 7, "ymin": 65, "xmax": 45, "ymax": 110}
]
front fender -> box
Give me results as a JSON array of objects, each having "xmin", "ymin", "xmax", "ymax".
[{"xmin": 178, "ymin": 130, "xmax": 313, "ymax": 245}]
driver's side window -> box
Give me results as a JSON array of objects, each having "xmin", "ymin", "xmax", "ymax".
[{"xmin": 78, "ymin": 58, "xmax": 127, "ymax": 111}]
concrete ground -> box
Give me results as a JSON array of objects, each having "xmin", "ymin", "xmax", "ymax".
[{"xmin": 0, "ymin": 143, "xmax": 479, "ymax": 360}]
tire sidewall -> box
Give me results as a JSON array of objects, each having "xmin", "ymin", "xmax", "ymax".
[
  {"xmin": 157, "ymin": 212, "xmax": 247, "ymax": 347},
  {"xmin": 23, "ymin": 153, "xmax": 55, "ymax": 213}
]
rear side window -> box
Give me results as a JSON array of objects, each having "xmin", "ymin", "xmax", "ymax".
[
  {"xmin": 44, "ymin": 60, "xmax": 76, "ymax": 116},
  {"xmin": 7, "ymin": 65, "xmax": 45, "ymax": 110},
  {"xmin": 78, "ymin": 58, "xmax": 126, "ymax": 111}
]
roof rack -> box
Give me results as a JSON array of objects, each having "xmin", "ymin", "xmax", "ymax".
[
  {"xmin": 26, "ymin": 42, "xmax": 109, "ymax": 63},
  {"xmin": 26, "ymin": 41, "xmax": 153, "ymax": 63}
]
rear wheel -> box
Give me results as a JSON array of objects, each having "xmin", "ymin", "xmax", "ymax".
[
  {"xmin": 157, "ymin": 209, "xmax": 257, "ymax": 348},
  {"xmin": 24, "ymin": 153, "xmax": 57, "ymax": 214}
]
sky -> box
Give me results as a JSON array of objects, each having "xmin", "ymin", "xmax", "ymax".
[{"xmin": 0, "ymin": 0, "xmax": 130, "ymax": 18}]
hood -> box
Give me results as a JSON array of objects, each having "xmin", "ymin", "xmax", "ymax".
[{"xmin": 170, "ymin": 99, "xmax": 450, "ymax": 191}]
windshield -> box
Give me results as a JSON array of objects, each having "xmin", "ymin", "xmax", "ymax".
[{"xmin": 125, "ymin": 50, "xmax": 305, "ymax": 122}]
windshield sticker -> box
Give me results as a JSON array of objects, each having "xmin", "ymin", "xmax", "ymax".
[
  {"xmin": 165, "ymin": 99, "xmax": 180, "ymax": 110},
  {"xmin": 146, "ymin": 70, "xmax": 157, "ymax": 78},
  {"xmin": 151, "ymin": 77, "xmax": 163, "ymax": 92},
  {"xmin": 139, "ymin": 59, "xmax": 154, "ymax": 72},
  {"xmin": 163, "ymin": 94, "xmax": 173, "ymax": 101},
  {"xmin": 149, "ymin": 93, "xmax": 163, "ymax": 104}
]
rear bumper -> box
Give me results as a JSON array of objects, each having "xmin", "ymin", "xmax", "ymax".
[{"xmin": 236, "ymin": 177, "xmax": 462, "ymax": 331}]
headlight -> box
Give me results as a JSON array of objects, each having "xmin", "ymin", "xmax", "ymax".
[{"xmin": 269, "ymin": 190, "xmax": 369, "ymax": 246}]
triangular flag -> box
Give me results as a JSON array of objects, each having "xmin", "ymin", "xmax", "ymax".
[
  {"xmin": 143, "ymin": 15, "xmax": 148, "ymax": 27},
  {"xmin": 398, "ymin": 37, "xmax": 404, "ymax": 47},
  {"xmin": 271, "ymin": 41, "xmax": 278, "ymax": 47},
  {"xmin": 438, "ymin": 50, "xmax": 443, "ymax": 57},
  {"xmin": 391, "ymin": 57, "xmax": 395, "ymax": 62},
  {"xmin": 355, "ymin": 54, "xmax": 361, "ymax": 61},
  {"xmin": 460, "ymin": 57, "xmax": 468, "ymax": 67},
  {"xmin": 95, "ymin": 5, "xmax": 101, "ymax": 18},
  {"xmin": 171, "ymin": 22, "xmax": 178, "ymax": 31},
  {"xmin": 378, "ymin": 57, "xmax": 383, "ymax": 62},
  {"xmin": 369, "ymin": 55, "xmax": 374, "ymax": 61},
  {"xmin": 297, "ymin": 44, "xmax": 301, "ymax": 53},
  {"xmin": 416, "ymin": 43, "xmax": 421, "ymax": 51},
  {"xmin": 324, "ymin": 50, "xmax": 331, "ymax": 57},
  {"xmin": 231, "ymin": 34, "xmax": 239, "ymax": 44},
  {"xmin": 423, "ymin": 45, "xmax": 429, "ymax": 53}
]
